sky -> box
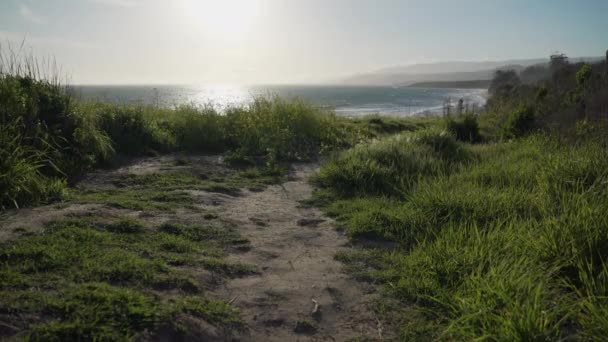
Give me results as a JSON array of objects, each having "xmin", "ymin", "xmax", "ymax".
[{"xmin": 0, "ymin": 0, "xmax": 606, "ymax": 84}]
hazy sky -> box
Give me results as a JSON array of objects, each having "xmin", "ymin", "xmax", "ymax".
[{"xmin": 1, "ymin": 0, "xmax": 606, "ymax": 84}]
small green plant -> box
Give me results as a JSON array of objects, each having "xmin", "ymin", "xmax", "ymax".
[
  {"xmin": 576, "ymin": 64, "xmax": 592, "ymax": 88},
  {"xmin": 444, "ymin": 113, "xmax": 481, "ymax": 143},
  {"xmin": 575, "ymin": 119, "xmax": 593, "ymax": 137},
  {"xmin": 294, "ymin": 320, "xmax": 317, "ymax": 334}
]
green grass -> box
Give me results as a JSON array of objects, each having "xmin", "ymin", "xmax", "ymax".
[
  {"xmin": 75, "ymin": 187, "xmax": 199, "ymax": 212},
  {"xmin": 313, "ymin": 133, "xmax": 608, "ymax": 340},
  {"xmin": 73, "ymin": 165, "xmax": 283, "ymax": 212},
  {"xmin": 0, "ymin": 215, "xmax": 248, "ymax": 340},
  {"xmin": 340, "ymin": 114, "xmax": 439, "ymax": 138}
]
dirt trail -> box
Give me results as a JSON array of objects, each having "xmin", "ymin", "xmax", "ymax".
[{"xmin": 218, "ymin": 164, "xmax": 381, "ymax": 341}]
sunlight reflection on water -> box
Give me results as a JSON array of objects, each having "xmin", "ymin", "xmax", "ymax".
[{"xmin": 74, "ymin": 84, "xmax": 487, "ymax": 117}]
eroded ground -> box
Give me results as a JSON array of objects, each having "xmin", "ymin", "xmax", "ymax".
[
  {"xmin": 219, "ymin": 164, "xmax": 381, "ymax": 341},
  {"xmin": 0, "ymin": 155, "xmax": 382, "ymax": 341}
]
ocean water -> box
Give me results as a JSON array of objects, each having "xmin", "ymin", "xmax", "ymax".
[{"xmin": 72, "ymin": 85, "xmax": 487, "ymax": 117}]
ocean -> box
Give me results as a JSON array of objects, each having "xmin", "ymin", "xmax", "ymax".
[{"xmin": 72, "ymin": 85, "xmax": 487, "ymax": 117}]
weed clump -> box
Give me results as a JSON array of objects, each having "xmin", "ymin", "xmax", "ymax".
[
  {"xmin": 294, "ymin": 320, "xmax": 317, "ymax": 334},
  {"xmin": 105, "ymin": 217, "xmax": 145, "ymax": 234},
  {"xmin": 27, "ymin": 283, "xmax": 160, "ymax": 341}
]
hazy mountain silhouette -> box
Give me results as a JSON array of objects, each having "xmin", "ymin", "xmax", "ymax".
[{"xmin": 341, "ymin": 57, "xmax": 603, "ymax": 86}]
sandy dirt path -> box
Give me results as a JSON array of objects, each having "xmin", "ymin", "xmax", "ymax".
[{"xmin": 218, "ymin": 164, "xmax": 382, "ymax": 341}]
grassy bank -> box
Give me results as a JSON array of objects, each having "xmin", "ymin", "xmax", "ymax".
[
  {"xmin": 312, "ymin": 131, "xmax": 608, "ymax": 339},
  {"xmin": 310, "ymin": 54, "xmax": 608, "ymax": 340}
]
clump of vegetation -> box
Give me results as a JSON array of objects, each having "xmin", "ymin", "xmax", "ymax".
[
  {"xmin": 294, "ymin": 320, "xmax": 317, "ymax": 334},
  {"xmin": 158, "ymin": 222, "xmax": 249, "ymax": 250},
  {"xmin": 444, "ymin": 112, "xmax": 481, "ymax": 142},
  {"xmin": 312, "ymin": 128, "xmax": 471, "ymax": 198},
  {"xmin": 502, "ymin": 105, "xmax": 536, "ymax": 138},
  {"xmin": 224, "ymin": 96, "xmax": 350, "ymax": 160},
  {"xmin": 73, "ymin": 166, "xmax": 285, "ymax": 213},
  {"xmin": 75, "ymin": 186, "xmax": 198, "ymax": 212},
  {"xmin": 0, "ymin": 64, "xmax": 113, "ymax": 209}
]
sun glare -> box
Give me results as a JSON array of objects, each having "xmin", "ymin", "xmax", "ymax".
[{"xmin": 184, "ymin": 0, "xmax": 260, "ymax": 38}]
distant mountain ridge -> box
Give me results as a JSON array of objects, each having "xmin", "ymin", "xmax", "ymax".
[
  {"xmin": 376, "ymin": 59, "xmax": 546, "ymax": 74},
  {"xmin": 342, "ymin": 56, "xmax": 603, "ymax": 86},
  {"xmin": 408, "ymin": 80, "xmax": 491, "ymax": 89}
]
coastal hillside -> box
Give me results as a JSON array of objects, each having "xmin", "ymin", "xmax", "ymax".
[
  {"xmin": 2, "ymin": 0, "xmax": 608, "ymax": 338},
  {"xmin": 1, "ymin": 46, "xmax": 608, "ymax": 340}
]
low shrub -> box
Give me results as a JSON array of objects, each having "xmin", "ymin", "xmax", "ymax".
[
  {"xmin": 97, "ymin": 104, "xmax": 176, "ymax": 156},
  {"xmin": 445, "ymin": 113, "xmax": 481, "ymax": 143},
  {"xmin": 502, "ymin": 105, "xmax": 535, "ymax": 139}
]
